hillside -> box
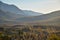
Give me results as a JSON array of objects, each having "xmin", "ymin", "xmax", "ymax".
[
  {"xmin": 0, "ymin": 1, "xmax": 60, "ymax": 25},
  {"xmin": 23, "ymin": 10, "xmax": 42, "ymax": 16},
  {"xmin": 16, "ymin": 10, "xmax": 60, "ymax": 23},
  {"xmin": 0, "ymin": 1, "xmax": 42, "ymax": 16}
]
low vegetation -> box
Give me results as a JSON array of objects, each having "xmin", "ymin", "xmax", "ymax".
[{"xmin": 0, "ymin": 25, "xmax": 60, "ymax": 40}]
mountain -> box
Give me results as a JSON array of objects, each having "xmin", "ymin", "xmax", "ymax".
[
  {"xmin": 0, "ymin": 8, "xmax": 60, "ymax": 25},
  {"xmin": 0, "ymin": 1, "xmax": 25, "ymax": 15},
  {"xmin": 16, "ymin": 10, "xmax": 60, "ymax": 25},
  {"xmin": 0, "ymin": 1, "xmax": 43, "ymax": 25},
  {"xmin": 0, "ymin": 9, "xmax": 23, "ymax": 20},
  {"xmin": 0, "ymin": 1, "xmax": 42, "ymax": 16},
  {"xmin": 23, "ymin": 10, "xmax": 42, "ymax": 16},
  {"xmin": 0, "ymin": 9, "xmax": 22, "ymax": 25},
  {"xmin": 16, "ymin": 10, "xmax": 60, "ymax": 21},
  {"xmin": 0, "ymin": 1, "xmax": 60, "ymax": 25}
]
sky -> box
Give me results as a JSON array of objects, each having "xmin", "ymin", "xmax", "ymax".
[{"xmin": 0, "ymin": 0, "xmax": 60, "ymax": 14}]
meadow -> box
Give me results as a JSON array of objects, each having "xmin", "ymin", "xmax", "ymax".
[{"xmin": 0, "ymin": 25, "xmax": 60, "ymax": 40}]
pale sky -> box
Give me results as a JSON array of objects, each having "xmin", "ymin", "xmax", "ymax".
[{"xmin": 0, "ymin": 0, "xmax": 60, "ymax": 14}]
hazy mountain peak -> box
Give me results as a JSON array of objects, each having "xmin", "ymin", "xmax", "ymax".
[
  {"xmin": 0, "ymin": 1, "xmax": 60, "ymax": 25},
  {"xmin": 0, "ymin": 1, "xmax": 25, "ymax": 15},
  {"xmin": 50, "ymin": 10, "xmax": 60, "ymax": 14},
  {"xmin": 0, "ymin": 1, "xmax": 4, "ymax": 5},
  {"xmin": 0, "ymin": 1, "xmax": 43, "ymax": 16},
  {"xmin": 0, "ymin": 1, "xmax": 2, "ymax": 3}
]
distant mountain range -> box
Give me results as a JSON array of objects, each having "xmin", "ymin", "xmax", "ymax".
[
  {"xmin": 23, "ymin": 10, "xmax": 42, "ymax": 16},
  {"xmin": 0, "ymin": 1, "xmax": 42, "ymax": 16},
  {"xmin": 0, "ymin": 1, "xmax": 60, "ymax": 25},
  {"xmin": 16, "ymin": 10, "xmax": 60, "ymax": 24}
]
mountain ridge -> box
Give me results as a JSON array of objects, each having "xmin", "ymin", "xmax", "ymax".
[
  {"xmin": 0, "ymin": 1, "xmax": 42, "ymax": 16},
  {"xmin": 0, "ymin": 1, "xmax": 60, "ymax": 25}
]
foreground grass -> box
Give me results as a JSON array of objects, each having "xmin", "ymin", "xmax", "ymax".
[{"xmin": 0, "ymin": 25, "xmax": 60, "ymax": 40}]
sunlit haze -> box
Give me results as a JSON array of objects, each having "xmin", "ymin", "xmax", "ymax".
[{"xmin": 0, "ymin": 0, "xmax": 60, "ymax": 14}]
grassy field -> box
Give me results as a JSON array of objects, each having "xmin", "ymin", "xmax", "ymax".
[{"xmin": 0, "ymin": 25, "xmax": 60, "ymax": 40}]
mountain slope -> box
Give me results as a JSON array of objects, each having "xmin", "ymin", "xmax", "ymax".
[
  {"xmin": 16, "ymin": 10, "xmax": 60, "ymax": 25},
  {"xmin": 23, "ymin": 10, "xmax": 42, "ymax": 16},
  {"xmin": 0, "ymin": 10, "xmax": 60, "ymax": 25},
  {"xmin": 0, "ymin": 1, "xmax": 60, "ymax": 25},
  {"xmin": 0, "ymin": 1, "xmax": 25, "ymax": 15},
  {"xmin": 0, "ymin": 1, "xmax": 42, "ymax": 16},
  {"xmin": 0, "ymin": 9, "xmax": 25, "ymax": 20},
  {"xmin": 0, "ymin": 9, "xmax": 22, "ymax": 25}
]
